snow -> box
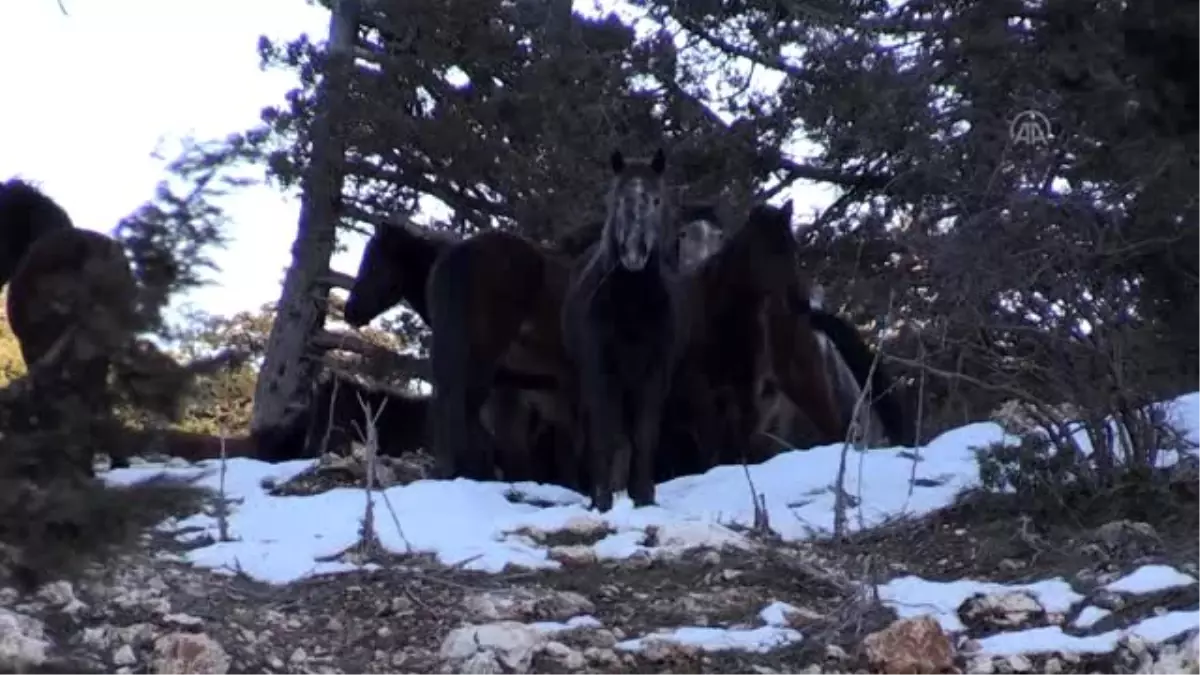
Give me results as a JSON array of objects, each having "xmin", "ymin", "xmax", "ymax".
[
  {"xmin": 978, "ymin": 610, "xmax": 1200, "ymax": 656},
  {"xmin": 1105, "ymin": 565, "xmax": 1198, "ymax": 595},
  {"xmin": 1074, "ymin": 606, "xmax": 1112, "ymax": 629},
  {"xmin": 759, "ymin": 601, "xmax": 801, "ymax": 627},
  {"xmin": 101, "ymin": 390, "xmax": 1200, "ymax": 659},
  {"xmin": 615, "ymin": 625, "xmax": 804, "ymax": 654},
  {"xmin": 530, "ymin": 615, "xmax": 604, "ymax": 634},
  {"xmin": 877, "ymin": 576, "xmax": 1085, "ymax": 632}
]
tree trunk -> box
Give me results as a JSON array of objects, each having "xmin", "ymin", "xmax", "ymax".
[{"xmin": 251, "ymin": 0, "xmax": 361, "ymax": 434}]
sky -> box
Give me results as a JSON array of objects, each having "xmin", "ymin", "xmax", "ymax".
[{"xmin": 0, "ymin": 0, "xmax": 837, "ymax": 321}]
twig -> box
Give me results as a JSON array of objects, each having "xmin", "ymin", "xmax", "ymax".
[
  {"xmin": 354, "ymin": 392, "xmax": 412, "ymax": 554},
  {"xmin": 217, "ymin": 433, "xmax": 231, "ymax": 542},
  {"xmin": 903, "ymin": 336, "xmax": 929, "ymax": 506},
  {"xmin": 740, "ymin": 461, "xmax": 771, "ymax": 534},
  {"xmin": 320, "ymin": 376, "xmax": 341, "ymax": 455},
  {"xmin": 834, "ymin": 290, "xmax": 894, "ymax": 542}
]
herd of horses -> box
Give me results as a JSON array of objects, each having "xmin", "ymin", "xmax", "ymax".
[
  {"xmin": 337, "ymin": 148, "xmax": 918, "ymax": 511},
  {"xmin": 0, "ymin": 150, "xmax": 918, "ymax": 511}
]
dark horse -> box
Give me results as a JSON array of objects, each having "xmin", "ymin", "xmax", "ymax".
[
  {"xmin": 343, "ymin": 217, "xmax": 575, "ymax": 487},
  {"xmin": 0, "ymin": 179, "xmax": 74, "ymax": 285},
  {"xmin": 672, "ymin": 201, "xmax": 847, "ymax": 473},
  {"xmin": 561, "ymin": 148, "xmax": 682, "ymax": 512},
  {"xmin": 675, "ymin": 216, "xmax": 915, "ymax": 452},
  {"xmin": 0, "ymin": 179, "xmax": 249, "ymax": 473},
  {"xmin": 0, "ymin": 180, "xmax": 144, "ymax": 471}
]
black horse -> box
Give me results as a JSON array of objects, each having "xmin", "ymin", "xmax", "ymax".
[{"xmin": 561, "ymin": 148, "xmax": 683, "ymax": 512}]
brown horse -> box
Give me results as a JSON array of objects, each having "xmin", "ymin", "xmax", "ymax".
[
  {"xmin": 342, "ymin": 217, "xmax": 575, "ymax": 487},
  {"xmin": 2, "ymin": 201, "xmax": 143, "ymax": 471},
  {"xmin": 666, "ymin": 216, "xmax": 916, "ymax": 467},
  {"xmin": 425, "ymin": 229, "xmax": 576, "ymax": 483},
  {"xmin": 0, "ymin": 180, "xmax": 248, "ymax": 473},
  {"xmin": 674, "ymin": 201, "xmax": 846, "ymax": 471},
  {"xmin": 561, "ymin": 148, "xmax": 683, "ymax": 512}
]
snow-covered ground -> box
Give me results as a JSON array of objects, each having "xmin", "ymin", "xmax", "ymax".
[{"xmin": 103, "ymin": 391, "xmax": 1200, "ymax": 657}]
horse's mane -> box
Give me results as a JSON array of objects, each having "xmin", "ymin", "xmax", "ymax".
[
  {"xmin": 381, "ymin": 215, "xmax": 460, "ymax": 246},
  {"xmin": 0, "ymin": 179, "xmax": 76, "ymax": 281}
]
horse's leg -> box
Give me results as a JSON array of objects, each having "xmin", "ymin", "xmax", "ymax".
[
  {"xmin": 809, "ymin": 308, "xmax": 915, "ymax": 446},
  {"xmin": 767, "ymin": 301, "xmax": 845, "ymax": 443},
  {"xmin": 579, "ymin": 340, "xmax": 623, "ymax": 513},
  {"xmin": 427, "ymin": 261, "xmax": 506, "ymax": 479},
  {"xmin": 480, "ymin": 387, "xmax": 524, "ymax": 481},
  {"xmin": 628, "ymin": 365, "xmax": 670, "ymax": 508}
]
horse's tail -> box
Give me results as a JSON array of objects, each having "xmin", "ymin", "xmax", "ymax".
[{"xmin": 808, "ymin": 309, "xmax": 917, "ymax": 447}]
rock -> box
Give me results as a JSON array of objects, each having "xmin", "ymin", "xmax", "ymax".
[
  {"xmin": 563, "ymin": 515, "xmax": 610, "ymax": 538},
  {"xmin": 825, "ymin": 644, "xmax": 848, "ymax": 661},
  {"xmin": 540, "ymin": 641, "xmax": 586, "ymax": 670},
  {"xmin": 548, "ymin": 545, "xmax": 598, "ymax": 568},
  {"xmin": 1091, "ymin": 589, "xmax": 1126, "ymax": 611},
  {"xmin": 1044, "ymin": 657, "xmax": 1063, "ymax": 674},
  {"xmin": 583, "ymin": 646, "xmax": 620, "ymax": 667},
  {"xmin": 1140, "ymin": 630, "xmax": 1200, "ymax": 674},
  {"xmin": 861, "ymin": 615, "xmax": 955, "ymax": 674},
  {"xmin": 440, "ymin": 622, "xmax": 545, "ymax": 673},
  {"xmin": 960, "ymin": 591, "xmax": 1044, "ymax": 629},
  {"xmin": 639, "ymin": 637, "xmax": 699, "ymax": 662},
  {"xmin": 458, "ymin": 651, "xmax": 503, "ymax": 674},
  {"xmin": 113, "ymin": 644, "xmax": 138, "ymax": 667},
  {"xmin": 966, "ymin": 656, "xmax": 995, "ymax": 674},
  {"xmin": 0, "ymin": 609, "xmax": 49, "ymax": 672},
  {"xmin": 37, "ymin": 581, "xmax": 76, "ymax": 607},
  {"xmin": 463, "ymin": 588, "xmax": 595, "ymax": 623},
  {"xmin": 1091, "ymin": 520, "xmax": 1162, "ymax": 557},
  {"xmin": 1005, "ymin": 654, "xmax": 1032, "ymax": 673},
  {"xmin": 163, "ymin": 613, "xmax": 205, "ymax": 630},
  {"xmin": 151, "ymin": 632, "xmax": 231, "ymax": 674}
]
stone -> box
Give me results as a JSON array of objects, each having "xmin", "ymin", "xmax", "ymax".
[
  {"xmin": 0, "ymin": 609, "xmax": 48, "ymax": 672},
  {"xmin": 861, "ymin": 615, "xmax": 955, "ymax": 674},
  {"xmin": 113, "ymin": 644, "xmax": 138, "ymax": 667},
  {"xmin": 1005, "ymin": 654, "xmax": 1032, "ymax": 673},
  {"xmin": 440, "ymin": 621, "xmax": 544, "ymax": 673},
  {"xmin": 960, "ymin": 591, "xmax": 1044, "ymax": 629},
  {"xmin": 151, "ymin": 632, "xmax": 230, "ymax": 674},
  {"xmin": 965, "ymin": 656, "xmax": 995, "ymax": 674},
  {"xmin": 548, "ymin": 545, "xmax": 598, "ymax": 568}
]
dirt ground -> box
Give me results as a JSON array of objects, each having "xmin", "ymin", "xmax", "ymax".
[{"xmin": 9, "ymin": 456, "xmax": 1200, "ymax": 675}]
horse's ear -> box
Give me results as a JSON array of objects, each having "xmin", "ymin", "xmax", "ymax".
[
  {"xmin": 779, "ymin": 199, "xmax": 794, "ymax": 221},
  {"xmin": 650, "ymin": 147, "xmax": 666, "ymax": 174},
  {"xmin": 610, "ymin": 150, "xmax": 625, "ymax": 174}
]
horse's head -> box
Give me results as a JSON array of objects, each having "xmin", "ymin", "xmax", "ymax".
[
  {"xmin": 0, "ymin": 178, "xmax": 74, "ymax": 285},
  {"xmin": 603, "ymin": 148, "xmax": 668, "ymax": 271},
  {"xmin": 742, "ymin": 200, "xmax": 797, "ymax": 261},
  {"xmin": 344, "ymin": 218, "xmax": 450, "ymax": 328},
  {"xmin": 739, "ymin": 199, "xmax": 800, "ymax": 291},
  {"xmin": 677, "ymin": 205, "xmax": 725, "ymax": 273}
]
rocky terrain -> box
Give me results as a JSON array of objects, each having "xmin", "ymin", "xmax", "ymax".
[{"xmin": 1, "ymin": 448, "xmax": 1197, "ymax": 675}]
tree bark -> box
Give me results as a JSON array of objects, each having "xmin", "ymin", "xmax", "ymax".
[{"xmin": 250, "ymin": 0, "xmax": 361, "ymax": 434}]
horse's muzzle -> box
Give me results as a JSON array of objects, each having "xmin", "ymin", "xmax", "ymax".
[{"xmin": 619, "ymin": 243, "xmax": 650, "ymax": 271}]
